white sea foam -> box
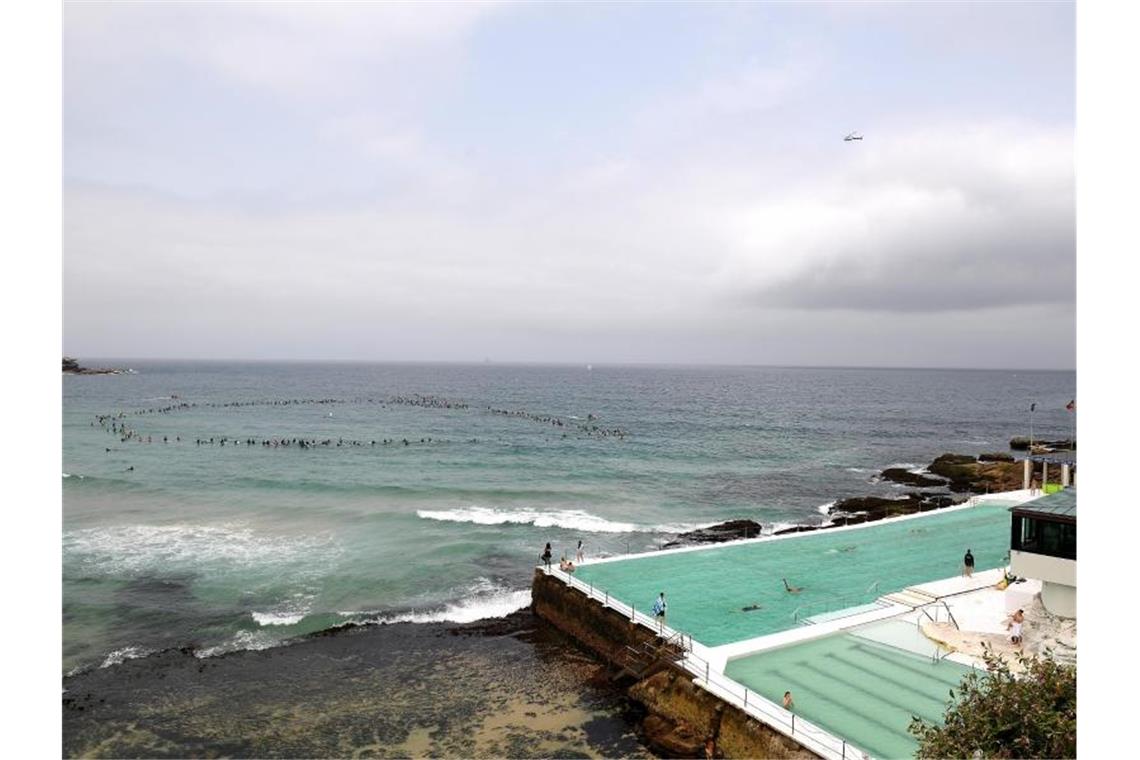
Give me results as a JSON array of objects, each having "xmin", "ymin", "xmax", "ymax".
[
  {"xmin": 64, "ymin": 523, "xmax": 338, "ymax": 576},
  {"xmin": 100, "ymin": 645, "xmax": 152, "ymax": 669},
  {"xmin": 416, "ymin": 506, "xmax": 704, "ymax": 534},
  {"xmin": 816, "ymin": 501, "xmax": 836, "ymax": 515},
  {"xmin": 845, "ymin": 467, "xmax": 873, "ymax": 474},
  {"xmin": 374, "ymin": 589, "xmax": 532, "ymax": 625},
  {"xmin": 251, "ymin": 591, "xmax": 315, "ymax": 626},
  {"xmin": 343, "ymin": 578, "xmax": 532, "ymax": 626},
  {"xmin": 195, "ymin": 630, "xmax": 279, "ymax": 659},
  {"xmin": 251, "ymin": 611, "xmax": 306, "ymax": 626},
  {"xmin": 764, "ymin": 521, "xmax": 801, "ymax": 535}
]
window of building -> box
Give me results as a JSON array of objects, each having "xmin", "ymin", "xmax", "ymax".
[{"xmin": 1012, "ymin": 514, "xmax": 1076, "ymax": 560}]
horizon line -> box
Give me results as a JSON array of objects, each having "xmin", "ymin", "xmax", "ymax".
[{"xmin": 63, "ymin": 355, "xmax": 1077, "ymax": 373}]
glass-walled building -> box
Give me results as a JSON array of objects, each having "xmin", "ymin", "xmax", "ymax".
[{"xmin": 1010, "ymin": 488, "xmax": 1076, "ymax": 617}]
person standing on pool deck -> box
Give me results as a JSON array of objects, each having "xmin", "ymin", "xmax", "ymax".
[
  {"xmin": 541, "ymin": 543, "xmax": 552, "ymax": 569},
  {"xmin": 652, "ymin": 592, "xmax": 667, "ymax": 621},
  {"xmin": 576, "ymin": 539, "xmax": 584, "ymax": 563},
  {"xmin": 963, "ymin": 548, "xmax": 975, "ymax": 577}
]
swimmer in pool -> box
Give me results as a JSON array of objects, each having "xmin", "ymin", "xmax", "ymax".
[
  {"xmin": 741, "ymin": 603, "xmax": 762, "ymax": 612},
  {"xmin": 782, "ymin": 578, "xmax": 803, "ymax": 594}
]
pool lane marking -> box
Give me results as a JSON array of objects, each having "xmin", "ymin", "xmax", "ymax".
[
  {"xmin": 757, "ymin": 666, "xmax": 914, "ymax": 753},
  {"xmin": 813, "ymin": 654, "xmax": 952, "ymax": 720}
]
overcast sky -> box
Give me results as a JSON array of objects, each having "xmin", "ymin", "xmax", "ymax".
[{"xmin": 63, "ymin": 1, "xmax": 1075, "ymax": 368}]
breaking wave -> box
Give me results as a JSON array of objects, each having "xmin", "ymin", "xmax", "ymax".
[
  {"xmin": 100, "ymin": 646, "xmax": 152, "ymax": 669},
  {"xmin": 340, "ymin": 578, "xmax": 531, "ymax": 626},
  {"xmin": 416, "ymin": 506, "xmax": 704, "ymax": 534},
  {"xmin": 63, "ymin": 523, "xmax": 339, "ymax": 576}
]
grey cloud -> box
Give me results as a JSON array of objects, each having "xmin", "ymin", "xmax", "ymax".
[{"xmin": 719, "ymin": 124, "xmax": 1074, "ymax": 313}]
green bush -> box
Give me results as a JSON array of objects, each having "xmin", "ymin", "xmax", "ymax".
[{"xmin": 909, "ymin": 646, "xmax": 1075, "ymax": 758}]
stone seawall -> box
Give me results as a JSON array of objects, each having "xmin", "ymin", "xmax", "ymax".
[{"xmin": 532, "ymin": 570, "xmax": 817, "ymax": 759}]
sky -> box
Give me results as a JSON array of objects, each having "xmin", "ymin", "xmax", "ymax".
[{"xmin": 63, "ymin": 1, "xmax": 1075, "ymax": 368}]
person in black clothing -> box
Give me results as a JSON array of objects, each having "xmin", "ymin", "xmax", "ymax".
[
  {"xmin": 963, "ymin": 548, "xmax": 975, "ymax": 578},
  {"xmin": 541, "ymin": 542, "xmax": 553, "ymax": 569}
]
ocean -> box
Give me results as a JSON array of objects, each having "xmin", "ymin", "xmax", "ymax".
[{"xmin": 62, "ymin": 362, "xmax": 1075, "ymax": 674}]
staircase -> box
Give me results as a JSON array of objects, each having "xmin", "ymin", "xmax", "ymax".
[
  {"xmin": 880, "ymin": 586, "xmax": 940, "ymax": 608},
  {"xmin": 613, "ymin": 632, "xmax": 685, "ymax": 682}
]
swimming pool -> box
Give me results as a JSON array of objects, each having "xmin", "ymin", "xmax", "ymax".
[
  {"xmin": 574, "ymin": 503, "xmax": 1011, "ymax": 646},
  {"xmin": 724, "ymin": 623, "xmax": 974, "ymax": 759}
]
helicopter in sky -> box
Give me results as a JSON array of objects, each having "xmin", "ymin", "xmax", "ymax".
[{"xmin": 844, "ymin": 131, "xmax": 863, "ymax": 142}]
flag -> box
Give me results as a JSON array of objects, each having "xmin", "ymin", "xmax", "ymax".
[{"xmin": 1066, "ymin": 399, "xmax": 1075, "ymax": 412}]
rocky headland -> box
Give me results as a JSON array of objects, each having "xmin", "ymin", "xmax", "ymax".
[{"xmin": 63, "ymin": 357, "xmax": 128, "ymax": 375}]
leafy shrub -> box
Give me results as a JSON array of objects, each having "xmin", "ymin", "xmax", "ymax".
[{"xmin": 909, "ymin": 646, "xmax": 1075, "ymax": 758}]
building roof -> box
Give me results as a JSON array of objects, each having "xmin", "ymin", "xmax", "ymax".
[{"xmin": 1012, "ymin": 488, "xmax": 1077, "ymax": 521}]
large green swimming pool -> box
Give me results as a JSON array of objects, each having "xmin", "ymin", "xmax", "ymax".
[
  {"xmin": 725, "ymin": 625, "xmax": 973, "ymax": 759},
  {"xmin": 574, "ymin": 503, "xmax": 1011, "ymax": 646}
]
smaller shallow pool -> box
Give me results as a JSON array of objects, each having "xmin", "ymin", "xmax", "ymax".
[{"xmin": 725, "ymin": 621, "xmax": 974, "ymax": 759}]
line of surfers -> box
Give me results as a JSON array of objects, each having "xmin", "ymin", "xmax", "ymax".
[
  {"xmin": 99, "ymin": 394, "xmax": 469, "ymax": 419},
  {"xmin": 94, "ymin": 420, "xmax": 472, "ymax": 449},
  {"xmin": 91, "ymin": 394, "xmax": 629, "ymax": 446}
]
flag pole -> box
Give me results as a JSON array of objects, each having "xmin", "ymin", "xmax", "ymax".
[
  {"xmin": 1071, "ymin": 402, "xmax": 1076, "ymax": 453},
  {"xmin": 1029, "ymin": 403, "xmax": 1035, "ymax": 450}
]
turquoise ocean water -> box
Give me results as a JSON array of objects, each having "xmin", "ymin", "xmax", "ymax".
[{"xmin": 62, "ymin": 362, "xmax": 1074, "ymax": 673}]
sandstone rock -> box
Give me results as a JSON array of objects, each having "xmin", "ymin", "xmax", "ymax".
[
  {"xmin": 640, "ymin": 714, "xmax": 705, "ymax": 758},
  {"xmin": 978, "ymin": 451, "xmax": 1015, "ymax": 463}
]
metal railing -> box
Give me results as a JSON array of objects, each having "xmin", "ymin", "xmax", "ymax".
[
  {"xmin": 913, "ymin": 599, "xmax": 960, "ymax": 662},
  {"xmin": 682, "ymin": 646, "xmax": 869, "ymax": 760},
  {"xmin": 539, "ymin": 564, "xmax": 871, "ymax": 760},
  {"xmin": 915, "ymin": 599, "xmax": 960, "ymax": 631},
  {"xmin": 792, "ymin": 579, "xmax": 883, "ymax": 624}
]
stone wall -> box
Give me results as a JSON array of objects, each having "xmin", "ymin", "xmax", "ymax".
[{"xmin": 532, "ymin": 570, "xmax": 818, "ymax": 759}]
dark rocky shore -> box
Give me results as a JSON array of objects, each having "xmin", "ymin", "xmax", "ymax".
[
  {"xmin": 63, "ymin": 357, "xmax": 127, "ymax": 375},
  {"xmin": 63, "ymin": 611, "xmax": 654, "ymax": 759}
]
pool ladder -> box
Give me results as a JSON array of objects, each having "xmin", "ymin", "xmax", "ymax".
[{"xmin": 792, "ymin": 580, "xmax": 882, "ymax": 623}]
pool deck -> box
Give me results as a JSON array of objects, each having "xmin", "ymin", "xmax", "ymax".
[
  {"xmin": 546, "ymin": 489, "xmax": 1048, "ymax": 759},
  {"xmin": 709, "ymin": 568, "xmax": 1014, "ymax": 670}
]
